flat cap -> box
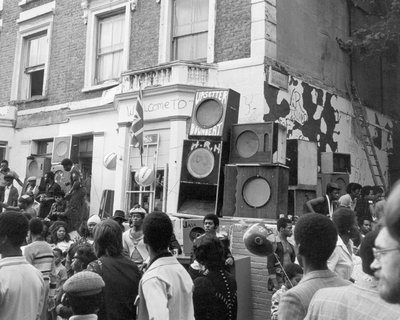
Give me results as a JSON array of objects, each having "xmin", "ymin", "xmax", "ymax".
[
  {"xmin": 27, "ymin": 176, "xmax": 36, "ymax": 182},
  {"xmin": 129, "ymin": 207, "xmax": 146, "ymax": 217},
  {"xmin": 63, "ymin": 271, "xmax": 105, "ymax": 296}
]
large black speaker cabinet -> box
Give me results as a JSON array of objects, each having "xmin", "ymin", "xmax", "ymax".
[
  {"xmin": 318, "ymin": 173, "xmax": 349, "ymax": 197},
  {"xmin": 288, "ymin": 186, "xmax": 316, "ymax": 216},
  {"xmin": 229, "ymin": 122, "xmax": 286, "ymax": 165},
  {"xmin": 178, "ymin": 139, "xmax": 228, "ymax": 216},
  {"xmin": 321, "ymin": 152, "xmax": 351, "ymax": 174},
  {"xmin": 188, "ymin": 89, "xmax": 240, "ymax": 141},
  {"xmin": 222, "ymin": 164, "xmax": 289, "ymax": 219},
  {"xmin": 286, "ymin": 139, "xmax": 318, "ymax": 186}
]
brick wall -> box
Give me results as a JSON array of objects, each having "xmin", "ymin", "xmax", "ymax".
[
  {"xmin": 214, "ymin": 0, "xmax": 251, "ymax": 62},
  {"xmin": 129, "ymin": 0, "xmax": 160, "ymax": 70}
]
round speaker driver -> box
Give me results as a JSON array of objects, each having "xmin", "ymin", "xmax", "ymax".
[
  {"xmin": 236, "ymin": 130, "xmax": 259, "ymax": 158},
  {"xmin": 55, "ymin": 141, "xmax": 68, "ymax": 156},
  {"xmin": 187, "ymin": 148, "xmax": 215, "ymax": 179},
  {"xmin": 242, "ymin": 177, "xmax": 271, "ymax": 208},
  {"xmin": 195, "ymin": 99, "xmax": 223, "ymax": 128}
]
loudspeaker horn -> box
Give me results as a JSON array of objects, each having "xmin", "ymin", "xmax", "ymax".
[{"xmin": 243, "ymin": 223, "xmax": 274, "ymax": 256}]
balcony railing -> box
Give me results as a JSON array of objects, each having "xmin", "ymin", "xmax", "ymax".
[{"xmin": 121, "ymin": 61, "xmax": 217, "ymax": 92}]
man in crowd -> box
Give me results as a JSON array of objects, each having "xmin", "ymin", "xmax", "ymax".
[
  {"xmin": 24, "ymin": 218, "xmax": 57, "ymax": 320},
  {"xmin": 305, "ymin": 183, "xmax": 341, "ymax": 218},
  {"xmin": 0, "ymin": 211, "xmax": 45, "ymax": 319},
  {"xmin": 0, "ymin": 160, "xmax": 23, "ymax": 200},
  {"xmin": 371, "ymin": 182, "xmax": 400, "ymax": 305},
  {"xmin": 63, "ymin": 271, "xmax": 105, "ymax": 319},
  {"xmin": 61, "ymin": 158, "xmax": 88, "ymax": 235},
  {"xmin": 138, "ymin": 211, "xmax": 194, "ymax": 320},
  {"xmin": 38, "ymin": 171, "xmax": 61, "ymax": 219},
  {"xmin": 23, "ymin": 176, "xmax": 39, "ymax": 196},
  {"xmin": 278, "ymin": 213, "xmax": 351, "ymax": 320},
  {"xmin": 2, "ymin": 173, "xmax": 19, "ymax": 211},
  {"xmin": 305, "ymin": 229, "xmax": 400, "ymax": 319},
  {"xmin": 123, "ymin": 206, "xmax": 148, "ymax": 268},
  {"xmin": 338, "ymin": 182, "xmax": 362, "ymax": 210}
]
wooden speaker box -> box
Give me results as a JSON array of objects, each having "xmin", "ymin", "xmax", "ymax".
[
  {"xmin": 286, "ymin": 139, "xmax": 318, "ymax": 186},
  {"xmin": 288, "ymin": 186, "xmax": 317, "ymax": 216},
  {"xmin": 178, "ymin": 139, "xmax": 228, "ymax": 216},
  {"xmin": 229, "ymin": 122, "xmax": 286, "ymax": 165},
  {"xmin": 321, "ymin": 152, "xmax": 351, "ymax": 174},
  {"xmin": 318, "ymin": 173, "xmax": 349, "ymax": 197},
  {"xmin": 188, "ymin": 89, "xmax": 240, "ymax": 141},
  {"xmin": 222, "ymin": 164, "xmax": 289, "ymax": 219},
  {"xmin": 51, "ymin": 136, "xmax": 79, "ymax": 164},
  {"xmin": 26, "ymin": 156, "xmax": 52, "ymax": 179}
]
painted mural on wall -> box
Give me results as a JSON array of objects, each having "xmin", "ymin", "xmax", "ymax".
[{"xmin": 263, "ymin": 75, "xmax": 393, "ymax": 186}]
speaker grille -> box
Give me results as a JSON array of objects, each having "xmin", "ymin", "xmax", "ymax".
[
  {"xmin": 195, "ymin": 99, "xmax": 223, "ymax": 128},
  {"xmin": 242, "ymin": 177, "xmax": 271, "ymax": 208},
  {"xmin": 28, "ymin": 160, "xmax": 39, "ymax": 176},
  {"xmin": 236, "ymin": 130, "xmax": 259, "ymax": 158},
  {"xmin": 187, "ymin": 148, "xmax": 215, "ymax": 179}
]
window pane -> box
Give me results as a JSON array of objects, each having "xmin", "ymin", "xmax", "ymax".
[
  {"xmin": 97, "ymin": 13, "xmax": 124, "ymax": 83},
  {"xmin": 175, "ymin": 32, "xmax": 207, "ymax": 60},
  {"xmin": 30, "ymin": 69, "xmax": 44, "ymax": 97},
  {"xmin": 28, "ymin": 34, "xmax": 47, "ymax": 67}
]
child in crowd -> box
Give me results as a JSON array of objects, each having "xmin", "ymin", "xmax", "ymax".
[
  {"xmin": 51, "ymin": 248, "xmax": 68, "ymax": 320},
  {"xmin": 50, "ymin": 221, "xmax": 74, "ymax": 255},
  {"xmin": 45, "ymin": 190, "xmax": 67, "ymax": 222},
  {"xmin": 270, "ymin": 263, "xmax": 304, "ymax": 320}
]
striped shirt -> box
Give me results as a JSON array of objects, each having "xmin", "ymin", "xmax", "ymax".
[{"xmin": 24, "ymin": 241, "xmax": 55, "ymax": 279}]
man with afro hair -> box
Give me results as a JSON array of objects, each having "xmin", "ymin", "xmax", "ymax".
[{"xmin": 278, "ymin": 213, "xmax": 351, "ymax": 320}]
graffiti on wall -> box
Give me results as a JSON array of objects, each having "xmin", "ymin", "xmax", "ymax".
[{"xmin": 263, "ymin": 75, "xmax": 393, "ymax": 184}]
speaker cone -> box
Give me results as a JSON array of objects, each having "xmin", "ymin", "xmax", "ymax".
[
  {"xmin": 242, "ymin": 177, "xmax": 271, "ymax": 208},
  {"xmin": 236, "ymin": 130, "xmax": 259, "ymax": 158},
  {"xmin": 187, "ymin": 148, "xmax": 215, "ymax": 179},
  {"xmin": 195, "ymin": 99, "xmax": 223, "ymax": 128}
]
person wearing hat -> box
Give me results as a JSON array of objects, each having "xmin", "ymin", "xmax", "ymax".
[
  {"xmin": 0, "ymin": 194, "xmax": 37, "ymax": 219},
  {"xmin": 23, "ymin": 176, "xmax": 40, "ymax": 196},
  {"xmin": 62, "ymin": 271, "xmax": 105, "ymax": 319},
  {"xmin": 123, "ymin": 206, "xmax": 149, "ymax": 269},
  {"xmin": 1, "ymin": 173, "xmax": 19, "ymax": 211},
  {"xmin": 112, "ymin": 209, "xmax": 128, "ymax": 232},
  {"xmin": 305, "ymin": 182, "xmax": 341, "ymax": 218}
]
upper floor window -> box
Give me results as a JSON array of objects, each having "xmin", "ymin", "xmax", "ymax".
[
  {"xmin": 172, "ymin": 0, "xmax": 209, "ymax": 61},
  {"xmin": 83, "ymin": 1, "xmax": 131, "ymax": 92},
  {"xmin": 96, "ymin": 13, "xmax": 124, "ymax": 83},
  {"xmin": 25, "ymin": 32, "xmax": 48, "ymax": 98}
]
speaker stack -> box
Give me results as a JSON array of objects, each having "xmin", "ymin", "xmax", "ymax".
[
  {"xmin": 286, "ymin": 139, "xmax": 318, "ymax": 217},
  {"xmin": 178, "ymin": 89, "xmax": 240, "ymax": 216},
  {"xmin": 318, "ymin": 152, "xmax": 351, "ymax": 197},
  {"xmin": 222, "ymin": 122, "xmax": 288, "ymax": 220}
]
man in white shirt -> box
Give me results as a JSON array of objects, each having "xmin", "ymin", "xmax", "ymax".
[{"xmin": 0, "ymin": 211, "xmax": 45, "ymax": 320}]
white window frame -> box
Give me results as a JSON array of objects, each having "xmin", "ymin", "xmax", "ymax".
[
  {"xmin": 83, "ymin": 0, "xmax": 131, "ymax": 92},
  {"xmin": 158, "ymin": 0, "xmax": 216, "ymax": 64},
  {"xmin": 11, "ymin": 2, "xmax": 54, "ymax": 101}
]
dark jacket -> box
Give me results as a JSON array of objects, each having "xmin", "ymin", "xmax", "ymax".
[{"xmin": 267, "ymin": 236, "xmax": 296, "ymax": 276}]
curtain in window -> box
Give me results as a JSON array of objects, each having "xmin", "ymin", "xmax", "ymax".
[
  {"xmin": 97, "ymin": 14, "xmax": 124, "ymax": 83},
  {"xmin": 173, "ymin": 0, "xmax": 208, "ymax": 60}
]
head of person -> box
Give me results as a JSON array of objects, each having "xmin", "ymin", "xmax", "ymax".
[
  {"xmin": 18, "ymin": 194, "xmax": 32, "ymax": 210},
  {"xmin": 277, "ymin": 217, "xmax": 293, "ymax": 238},
  {"xmin": 294, "ymin": 213, "xmax": 337, "ymax": 269},
  {"xmin": 54, "ymin": 190, "xmax": 65, "ymax": 203},
  {"xmin": 347, "ymin": 182, "xmax": 362, "ymax": 199},
  {"xmin": 63, "ymin": 271, "xmax": 105, "ymax": 315},
  {"xmin": 283, "ymin": 263, "xmax": 303, "ymax": 289},
  {"xmin": 0, "ymin": 159, "xmax": 9, "ymax": 171},
  {"xmin": 360, "ymin": 185, "xmax": 374, "ymax": 200},
  {"xmin": 93, "ymin": 219, "xmax": 123, "ymax": 258},
  {"xmin": 326, "ymin": 182, "xmax": 340, "ymax": 200},
  {"xmin": 372, "ymin": 186, "xmax": 384, "ymax": 202},
  {"xmin": 193, "ymin": 234, "xmax": 225, "ymax": 271},
  {"xmin": 359, "ymin": 218, "xmax": 372, "ymax": 235},
  {"xmin": 111, "ymin": 210, "xmax": 127, "ymax": 226},
  {"xmin": 142, "ymin": 211, "xmax": 173, "ymax": 253},
  {"xmin": 61, "ymin": 158, "xmax": 73, "ymax": 172},
  {"xmin": 359, "ymin": 228, "xmax": 379, "ymax": 277},
  {"xmin": 203, "ymin": 214, "xmax": 219, "ymax": 234},
  {"xmin": 27, "ymin": 176, "xmax": 36, "ymax": 186},
  {"xmin": 371, "ymin": 182, "xmax": 400, "ymax": 304},
  {"xmin": 0, "ymin": 211, "xmax": 29, "ymax": 254},
  {"xmin": 53, "ymin": 247, "xmax": 64, "ymax": 265},
  {"xmin": 332, "ymin": 207, "xmax": 358, "ymax": 239},
  {"xmin": 129, "ymin": 206, "xmax": 146, "ymax": 228},
  {"xmin": 71, "ymin": 244, "xmax": 97, "ymax": 273},
  {"xmin": 4, "ymin": 174, "xmax": 13, "ymax": 186},
  {"xmin": 87, "ymin": 215, "xmax": 101, "ymax": 236},
  {"xmin": 44, "ymin": 171, "xmax": 55, "ymax": 183},
  {"xmin": 29, "ymin": 218, "xmax": 44, "ymax": 237},
  {"xmin": 50, "ymin": 221, "xmax": 70, "ymax": 244}
]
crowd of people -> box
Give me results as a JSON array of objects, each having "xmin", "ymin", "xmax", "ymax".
[{"xmin": 0, "ymin": 155, "xmax": 400, "ymax": 320}]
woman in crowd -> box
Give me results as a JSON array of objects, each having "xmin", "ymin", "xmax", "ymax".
[
  {"xmin": 192, "ymin": 234, "xmax": 237, "ymax": 320},
  {"xmin": 87, "ymin": 219, "xmax": 141, "ymax": 320},
  {"xmin": 50, "ymin": 221, "xmax": 73, "ymax": 255},
  {"xmin": 328, "ymin": 208, "xmax": 359, "ymax": 280}
]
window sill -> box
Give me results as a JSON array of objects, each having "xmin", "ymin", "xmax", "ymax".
[
  {"xmin": 9, "ymin": 96, "xmax": 48, "ymax": 105},
  {"xmin": 82, "ymin": 81, "xmax": 120, "ymax": 93}
]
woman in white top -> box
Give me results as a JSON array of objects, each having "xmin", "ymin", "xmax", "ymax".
[{"xmin": 328, "ymin": 207, "xmax": 360, "ymax": 280}]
